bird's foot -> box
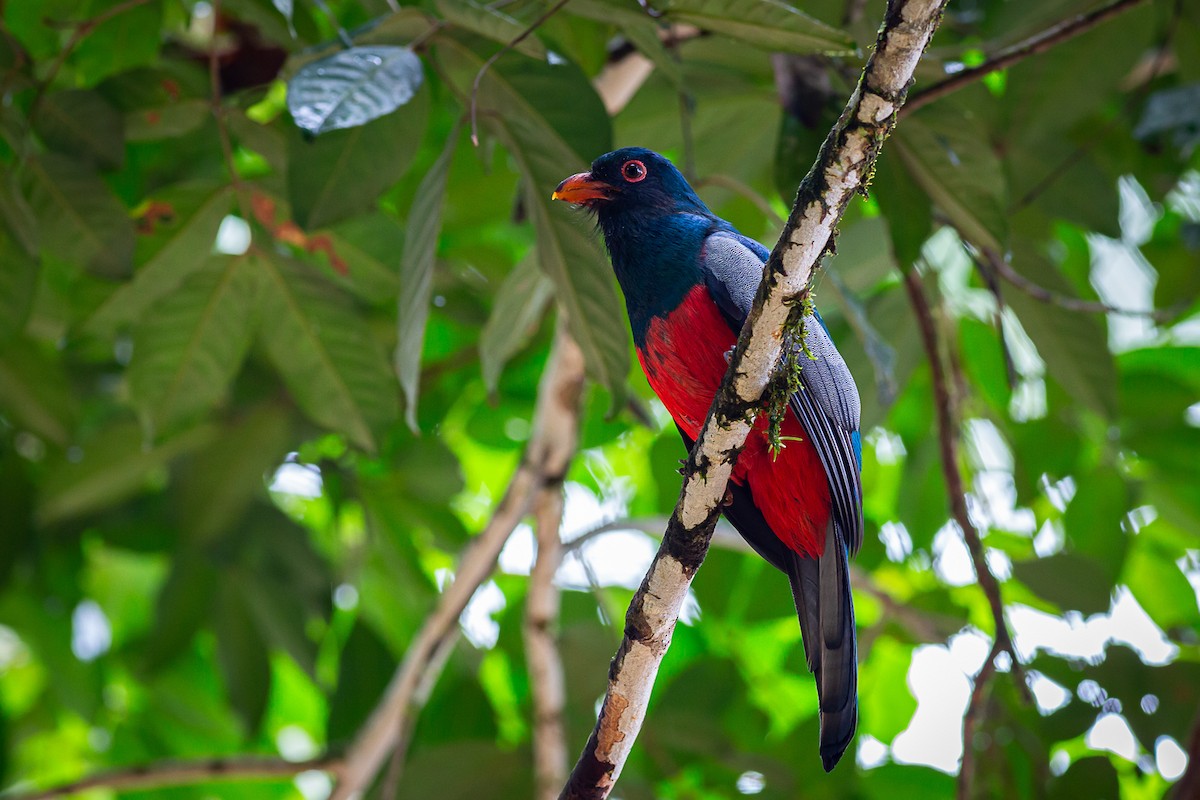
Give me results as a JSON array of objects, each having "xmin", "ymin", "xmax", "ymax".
[{"xmin": 723, "ymin": 346, "xmax": 735, "ymax": 364}]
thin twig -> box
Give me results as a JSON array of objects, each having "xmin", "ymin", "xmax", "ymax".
[
  {"xmin": 4, "ymin": 756, "xmax": 341, "ymax": 800},
  {"xmin": 903, "ymin": 0, "xmax": 1149, "ymax": 117},
  {"xmin": 559, "ymin": 3, "xmax": 950, "ymax": 796},
  {"xmin": 979, "ymin": 247, "xmax": 1173, "ymax": 321},
  {"xmin": 469, "ymin": 0, "xmax": 573, "ymax": 146},
  {"xmin": 958, "ymin": 639, "xmax": 1002, "ymax": 800},
  {"xmin": 207, "ymin": 0, "xmax": 251, "ymax": 222},
  {"xmin": 526, "ymin": 485, "xmax": 569, "ymax": 800},
  {"xmin": 330, "ymin": 326, "xmax": 586, "ymax": 800},
  {"xmin": 901, "ymin": 269, "xmax": 1032, "ymax": 706}
]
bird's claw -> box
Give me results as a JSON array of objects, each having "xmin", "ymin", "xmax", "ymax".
[{"xmin": 723, "ymin": 346, "xmax": 735, "ymax": 365}]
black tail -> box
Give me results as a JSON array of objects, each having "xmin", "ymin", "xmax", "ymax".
[{"xmin": 787, "ymin": 521, "xmax": 858, "ymax": 772}]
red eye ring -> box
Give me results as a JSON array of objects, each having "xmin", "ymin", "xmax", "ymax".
[{"xmin": 621, "ymin": 159, "xmax": 647, "ymax": 183}]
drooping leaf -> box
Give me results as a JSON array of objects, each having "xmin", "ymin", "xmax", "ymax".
[
  {"xmin": 1003, "ymin": 244, "xmax": 1118, "ymax": 419},
  {"xmin": 0, "ymin": 337, "xmax": 78, "ymax": 446},
  {"xmin": 1063, "ymin": 467, "xmax": 1129, "ymax": 583},
  {"xmin": 85, "ymin": 183, "xmax": 234, "ymax": 337},
  {"xmin": 436, "ymin": 0, "xmax": 546, "ymax": 59},
  {"xmin": 139, "ymin": 554, "xmax": 218, "ymax": 674},
  {"xmin": 1121, "ymin": 521, "xmax": 1200, "ymax": 632},
  {"xmin": 256, "ymin": 252, "xmax": 399, "ymax": 451},
  {"xmin": 892, "ymin": 106, "xmax": 1007, "ymax": 255},
  {"xmin": 287, "ymin": 85, "xmax": 429, "ymax": 229},
  {"xmin": 214, "ymin": 583, "xmax": 272, "ymax": 735},
  {"xmin": 662, "ymin": 0, "xmax": 855, "ymax": 55},
  {"xmin": 37, "ymin": 421, "xmax": 214, "ymax": 526},
  {"xmin": 397, "ymin": 127, "xmax": 458, "ymax": 432},
  {"xmin": 25, "ymin": 153, "xmax": 135, "ymax": 278},
  {"xmin": 437, "ymin": 43, "xmax": 628, "ymax": 402},
  {"xmin": 0, "ymin": 234, "xmax": 37, "ymax": 341},
  {"xmin": 327, "ymin": 619, "xmax": 395, "ymax": 744},
  {"xmin": 127, "ymin": 255, "xmax": 260, "ymax": 436},
  {"xmin": 480, "ymin": 254, "xmax": 554, "ymax": 394},
  {"xmin": 175, "ymin": 404, "xmax": 292, "ymax": 545},
  {"xmin": 34, "ymin": 89, "xmax": 124, "ymax": 169},
  {"xmin": 0, "ymin": 168, "xmax": 39, "ymax": 257},
  {"xmin": 287, "ymin": 46, "xmax": 425, "ymax": 135}
]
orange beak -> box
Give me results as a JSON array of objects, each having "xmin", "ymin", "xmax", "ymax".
[{"xmin": 552, "ymin": 172, "xmax": 616, "ymax": 204}]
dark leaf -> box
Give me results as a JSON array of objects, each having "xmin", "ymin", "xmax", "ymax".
[
  {"xmin": 214, "ymin": 584, "xmax": 272, "ymax": 735},
  {"xmin": 34, "ymin": 89, "xmax": 124, "ymax": 169},
  {"xmin": 480, "ymin": 254, "xmax": 553, "ymax": 394},
  {"xmin": 397, "ymin": 128, "xmax": 458, "ymax": 431},
  {"xmin": 1012, "ymin": 553, "xmax": 1114, "ymax": 615},
  {"xmin": 662, "ymin": 0, "xmax": 855, "ymax": 55}
]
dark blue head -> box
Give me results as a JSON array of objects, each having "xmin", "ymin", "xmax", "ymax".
[
  {"xmin": 553, "ymin": 148, "xmax": 721, "ymax": 341},
  {"xmin": 552, "ymin": 147, "xmax": 711, "ymax": 223}
]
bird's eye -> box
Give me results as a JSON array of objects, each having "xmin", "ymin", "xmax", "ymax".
[{"xmin": 621, "ymin": 160, "xmax": 647, "ymax": 183}]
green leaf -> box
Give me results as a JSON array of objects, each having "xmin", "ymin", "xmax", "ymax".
[
  {"xmin": 214, "ymin": 584, "xmax": 272, "ymax": 735},
  {"xmin": 0, "ymin": 168, "xmax": 39, "ymax": 257},
  {"xmin": 25, "ymin": 153, "xmax": 135, "ymax": 278},
  {"xmin": 436, "ymin": 0, "xmax": 546, "ymax": 59},
  {"xmin": 1121, "ymin": 520, "xmax": 1200, "ymax": 631},
  {"xmin": 140, "ymin": 554, "xmax": 218, "ymax": 674},
  {"xmin": 0, "ymin": 337, "xmax": 78, "ymax": 446},
  {"xmin": 893, "ymin": 107, "xmax": 1007, "ymax": 254},
  {"xmin": 287, "ymin": 85, "xmax": 429, "ymax": 229},
  {"xmin": 1048, "ymin": 756, "xmax": 1119, "ymax": 800},
  {"xmin": 69, "ymin": 0, "xmax": 162, "ymax": 85},
  {"xmin": 1063, "ymin": 467, "xmax": 1129, "ymax": 583},
  {"xmin": 1012, "ymin": 553, "xmax": 1114, "ymax": 615},
  {"xmin": 175, "ymin": 404, "xmax": 292, "ymax": 545},
  {"xmin": 860, "ymin": 637, "xmax": 916, "ymax": 741},
  {"xmin": 662, "ymin": 0, "xmax": 855, "ymax": 55},
  {"xmin": 256, "ymin": 253, "xmax": 399, "ymax": 451},
  {"xmin": 85, "ymin": 183, "xmax": 234, "ymax": 337},
  {"xmin": 127, "ymin": 255, "xmax": 260, "ymax": 436},
  {"xmin": 34, "ymin": 89, "xmax": 124, "ymax": 169},
  {"xmin": 327, "ymin": 620, "xmax": 395, "ymax": 744},
  {"xmin": 480, "ymin": 254, "xmax": 553, "ymax": 394},
  {"xmin": 287, "ymin": 46, "xmax": 425, "ymax": 135},
  {"xmin": 124, "ymin": 98, "xmax": 209, "ymax": 142},
  {"xmin": 0, "ymin": 235, "xmax": 37, "ymax": 341},
  {"xmin": 1003, "ymin": 244, "xmax": 1118, "ymax": 419},
  {"xmin": 437, "ymin": 44, "xmax": 628, "ymax": 402},
  {"xmin": 397, "ymin": 127, "xmax": 458, "ymax": 432},
  {"xmin": 873, "ymin": 148, "xmax": 932, "ymax": 266},
  {"xmin": 37, "ymin": 421, "xmax": 214, "ymax": 526}
]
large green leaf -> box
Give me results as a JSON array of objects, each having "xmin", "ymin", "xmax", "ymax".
[
  {"xmin": 327, "ymin": 619, "xmax": 395, "ymax": 744},
  {"xmin": 139, "ymin": 554, "xmax": 218, "ymax": 674},
  {"xmin": 37, "ymin": 421, "xmax": 214, "ymax": 526},
  {"xmin": 1003, "ymin": 244, "xmax": 1118, "ymax": 419},
  {"xmin": 68, "ymin": 0, "xmax": 162, "ymax": 85},
  {"xmin": 34, "ymin": 89, "xmax": 124, "ymax": 170},
  {"xmin": 1063, "ymin": 467, "xmax": 1129, "ymax": 583},
  {"xmin": 85, "ymin": 183, "xmax": 234, "ymax": 337},
  {"xmin": 436, "ymin": 0, "xmax": 546, "ymax": 59},
  {"xmin": 287, "ymin": 85, "xmax": 429, "ymax": 229},
  {"xmin": 397, "ymin": 128, "xmax": 458, "ymax": 431},
  {"xmin": 287, "ymin": 46, "xmax": 424, "ymax": 135},
  {"xmin": 1121, "ymin": 520, "xmax": 1200, "ymax": 632},
  {"xmin": 214, "ymin": 583, "xmax": 272, "ymax": 735},
  {"xmin": 1012, "ymin": 553, "xmax": 1114, "ymax": 615},
  {"xmin": 893, "ymin": 106, "xmax": 1008, "ymax": 255},
  {"xmin": 480, "ymin": 254, "xmax": 553, "ymax": 394},
  {"xmin": 436, "ymin": 42, "xmax": 628, "ymax": 402},
  {"xmin": 0, "ymin": 337, "xmax": 78, "ymax": 447},
  {"xmin": 127, "ymin": 255, "xmax": 260, "ymax": 436},
  {"xmin": 25, "ymin": 153, "xmax": 134, "ymax": 278},
  {"xmin": 662, "ymin": 0, "xmax": 855, "ymax": 55},
  {"xmin": 256, "ymin": 252, "xmax": 399, "ymax": 451}
]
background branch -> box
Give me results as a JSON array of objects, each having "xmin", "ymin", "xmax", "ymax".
[
  {"xmin": 526, "ymin": 485, "xmax": 569, "ymax": 800},
  {"xmin": 958, "ymin": 640, "xmax": 1003, "ymax": 800},
  {"xmin": 5, "ymin": 756, "xmax": 340, "ymax": 800},
  {"xmin": 903, "ymin": 0, "xmax": 1148, "ymax": 117},
  {"xmin": 902, "ymin": 269, "xmax": 1032, "ymax": 705},
  {"xmin": 331, "ymin": 326, "xmax": 586, "ymax": 800},
  {"xmin": 559, "ymin": 3, "xmax": 950, "ymax": 797}
]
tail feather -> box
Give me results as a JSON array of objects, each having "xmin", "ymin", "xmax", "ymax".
[{"xmin": 789, "ymin": 521, "xmax": 858, "ymax": 772}]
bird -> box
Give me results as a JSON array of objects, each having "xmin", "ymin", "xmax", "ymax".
[{"xmin": 553, "ymin": 147, "xmax": 863, "ymax": 771}]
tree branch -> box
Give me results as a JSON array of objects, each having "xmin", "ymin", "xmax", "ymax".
[
  {"xmin": 331, "ymin": 327, "xmax": 586, "ymax": 800},
  {"xmin": 903, "ymin": 0, "xmax": 1149, "ymax": 117},
  {"xmin": 5, "ymin": 756, "xmax": 340, "ymax": 800},
  {"xmin": 559, "ymin": 3, "xmax": 950, "ymax": 797},
  {"xmin": 901, "ymin": 269, "xmax": 1032, "ymax": 705},
  {"xmin": 958, "ymin": 639, "xmax": 1002, "ymax": 800},
  {"xmin": 526, "ymin": 485, "xmax": 569, "ymax": 800}
]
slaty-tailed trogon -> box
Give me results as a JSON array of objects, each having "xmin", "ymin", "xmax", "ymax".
[{"xmin": 553, "ymin": 147, "xmax": 863, "ymax": 771}]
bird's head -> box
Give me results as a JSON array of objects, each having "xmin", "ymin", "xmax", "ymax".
[{"xmin": 552, "ymin": 147, "xmax": 710, "ymax": 220}]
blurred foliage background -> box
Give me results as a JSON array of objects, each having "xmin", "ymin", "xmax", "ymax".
[{"xmin": 0, "ymin": 0, "xmax": 1199, "ymax": 798}]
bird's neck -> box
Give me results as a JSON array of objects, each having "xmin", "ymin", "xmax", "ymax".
[{"xmin": 599, "ymin": 210, "xmax": 713, "ymax": 347}]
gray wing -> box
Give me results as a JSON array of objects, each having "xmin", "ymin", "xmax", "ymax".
[{"xmin": 701, "ymin": 231, "xmax": 864, "ymax": 553}]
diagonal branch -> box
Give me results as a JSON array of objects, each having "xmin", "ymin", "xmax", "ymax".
[
  {"xmin": 526, "ymin": 485, "xmax": 569, "ymax": 800},
  {"xmin": 330, "ymin": 326, "xmax": 586, "ymax": 800},
  {"xmin": 559, "ymin": 2, "xmax": 950, "ymax": 797},
  {"xmin": 903, "ymin": 0, "xmax": 1149, "ymax": 117},
  {"xmin": 901, "ymin": 269, "xmax": 1032, "ymax": 705}
]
